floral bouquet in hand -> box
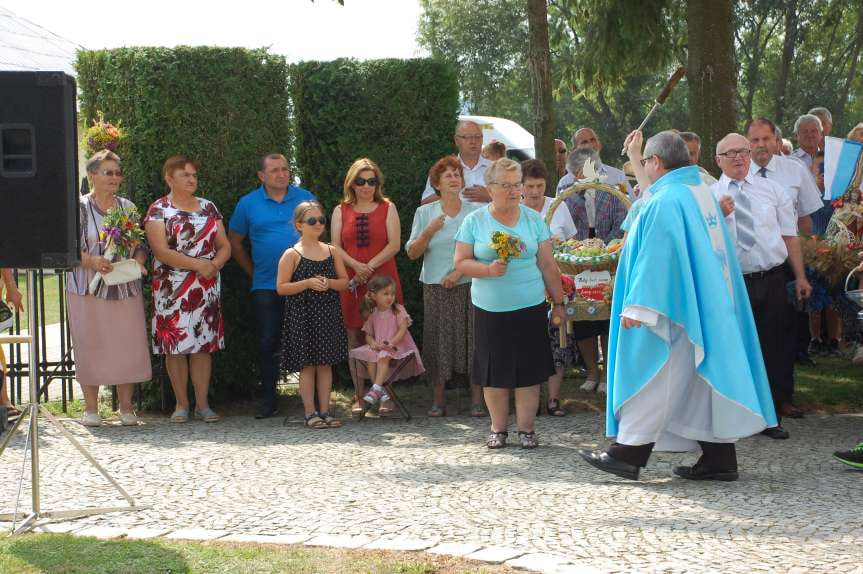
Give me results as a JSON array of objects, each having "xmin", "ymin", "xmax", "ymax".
[
  {"xmin": 490, "ymin": 231, "xmax": 525, "ymax": 262},
  {"xmin": 88, "ymin": 205, "xmax": 146, "ymax": 292}
]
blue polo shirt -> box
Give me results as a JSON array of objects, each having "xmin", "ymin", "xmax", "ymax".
[{"xmin": 229, "ymin": 184, "xmax": 316, "ymax": 291}]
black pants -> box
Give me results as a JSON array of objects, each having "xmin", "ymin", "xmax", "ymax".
[
  {"xmin": 608, "ymin": 441, "xmax": 737, "ymax": 471},
  {"xmin": 744, "ymin": 266, "xmax": 792, "ymax": 417},
  {"xmin": 252, "ymin": 289, "xmax": 285, "ymax": 413}
]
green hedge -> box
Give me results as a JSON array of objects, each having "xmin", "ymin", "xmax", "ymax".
[
  {"xmin": 290, "ymin": 58, "xmax": 460, "ymax": 366},
  {"xmin": 76, "ymin": 47, "xmax": 292, "ymax": 406}
]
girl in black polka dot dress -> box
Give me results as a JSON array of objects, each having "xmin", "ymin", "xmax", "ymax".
[{"xmin": 278, "ymin": 201, "xmax": 349, "ymax": 429}]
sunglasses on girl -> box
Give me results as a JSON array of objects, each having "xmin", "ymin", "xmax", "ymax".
[
  {"xmin": 303, "ymin": 216, "xmax": 327, "ymax": 225},
  {"xmin": 354, "ymin": 177, "xmax": 379, "ymax": 187}
]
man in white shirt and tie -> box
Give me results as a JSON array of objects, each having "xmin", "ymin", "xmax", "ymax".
[
  {"xmin": 713, "ymin": 133, "xmax": 811, "ymax": 440},
  {"xmin": 421, "ymin": 120, "xmax": 492, "ymax": 205}
]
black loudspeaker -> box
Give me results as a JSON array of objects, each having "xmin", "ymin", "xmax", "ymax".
[{"xmin": 0, "ymin": 71, "xmax": 80, "ymax": 268}]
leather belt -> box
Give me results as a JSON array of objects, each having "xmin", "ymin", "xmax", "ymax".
[{"xmin": 743, "ymin": 265, "xmax": 783, "ymax": 279}]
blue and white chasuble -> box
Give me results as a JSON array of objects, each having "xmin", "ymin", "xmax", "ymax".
[{"xmin": 607, "ymin": 166, "xmax": 777, "ymax": 451}]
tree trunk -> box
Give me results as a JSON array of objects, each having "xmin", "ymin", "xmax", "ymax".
[
  {"xmin": 775, "ymin": 0, "xmax": 799, "ymax": 128},
  {"xmin": 526, "ymin": 0, "xmax": 556, "ymax": 194},
  {"xmin": 687, "ymin": 0, "xmax": 737, "ymax": 177}
]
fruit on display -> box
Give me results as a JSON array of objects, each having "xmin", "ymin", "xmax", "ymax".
[{"xmin": 553, "ymin": 238, "xmax": 623, "ymax": 264}]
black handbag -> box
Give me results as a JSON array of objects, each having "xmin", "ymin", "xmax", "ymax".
[{"xmin": 0, "ymin": 300, "xmax": 13, "ymax": 332}]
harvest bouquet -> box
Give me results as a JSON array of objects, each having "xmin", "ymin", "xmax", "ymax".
[
  {"xmin": 82, "ymin": 112, "xmax": 126, "ymax": 157},
  {"xmin": 490, "ymin": 231, "xmax": 525, "ymax": 262},
  {"xmin": 88, "ymin": 204, "xmax": 146, "ymax": 292}
]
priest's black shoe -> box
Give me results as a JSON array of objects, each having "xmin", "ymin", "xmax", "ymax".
[
  {"xmin": 760, "ymin": 425, "xmax": 790, "ymax": 439},
  {"xmin": 673, "ymin": 462, "xmax": 739, "ymax": 482},
  {"xmin": 577, "ymin": 450, "xmax": 639, "ymax": 480}
]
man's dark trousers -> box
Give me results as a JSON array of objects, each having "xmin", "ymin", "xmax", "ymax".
[{"xmin": 253, "ymin": 289, "xmax": 284, "ymax": 415}]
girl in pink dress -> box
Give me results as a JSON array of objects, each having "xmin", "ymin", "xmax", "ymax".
[{"xmin": 349, "ymin": 275, "xmax": 424, "ymax": 406}]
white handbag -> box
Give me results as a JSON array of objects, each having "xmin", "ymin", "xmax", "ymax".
[{"xmin": 88, "ymin": 259, "xmax": 142, "ymax": 293}]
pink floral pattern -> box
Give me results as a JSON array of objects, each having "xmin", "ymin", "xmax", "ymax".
[{"xmin": 144, "ymin": 196, "xmax": 225, "ymax": 355}]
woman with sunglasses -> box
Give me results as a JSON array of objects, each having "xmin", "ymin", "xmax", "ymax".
[
  {"xmin": 66, "ymin": 150, "xmax": 152, "ymax": 427},
  {"xmin": 331, "ymin": 158, "xmax": 403, "ymax": 415}
]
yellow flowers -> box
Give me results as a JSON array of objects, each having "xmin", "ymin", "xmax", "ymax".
[{"xmin": 490, "ymin": 231, "xmax": 525, "ymax": 262}]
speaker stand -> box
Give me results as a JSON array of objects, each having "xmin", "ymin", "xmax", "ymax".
[{"xmin": 0, "ymin": 270, "xmax": 147, "ymax": 534}]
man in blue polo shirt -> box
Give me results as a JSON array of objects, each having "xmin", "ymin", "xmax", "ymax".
[{"xmin": 229, "ymin": 153, "xmax": 315, "ymax": 418}]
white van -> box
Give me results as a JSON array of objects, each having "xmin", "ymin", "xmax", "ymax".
[{"xmin": 459, "ymin": 114, "xmax": 535, "ymax": 161}]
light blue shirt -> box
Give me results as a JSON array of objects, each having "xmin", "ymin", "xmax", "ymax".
[
  {"xmin": 455, "ymin": 204, "xmax": 551, "ymax": 312},
  {"xmin": 406, "ymin": 200, "xmax": 481, "ymax": 285}
]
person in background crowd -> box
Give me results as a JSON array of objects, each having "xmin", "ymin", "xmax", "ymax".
[
  {"xmin": 679, "ymin": 132, "xmax": 702, "ymax": 165},
  {"xmin": 555, "ymin": 139, "xmax": 568, "ymax": 179},
  {"xmin": 455, "ymin": 158, "xmax": 565, "ymax": 449},
  {"xmin": 713, "ymin": 133, "xmax": 811, "ymax": 439},
  {"xmin": 792, "ymin": 114, "xmax": 823, "ymax": 169},
  {"xmin": 578, "ymin": 130, "xmax": 777, "ymax": 482},
  {"xmin": 482, "ymin": 141, "xmax": 507, "ymax": 162},
  {"xmin": 406, "ymin": 156, "xmax": 484, "ymax": 417},
  {"xmin": 520, "ymin": 159, "xmax": 576, "ymax": 417},
  {"xmin": 422, "ymin": 120, "xmax": 492, "ymax": 205},
  {"xmin": 0, "ymin": 268, "xmax": 23, "ymax": 416},
  {"xmin": 557, "ymin": 127, "xmax": 632, "ymax": 197},
  {"xmin": 66, "ymin": 150, "xmax": 151, "ymax": 427},
  {"xmin": 781, "ymin": 138, "xmax": 794, "ymax": 156},
  {"xmin": 808, "ymin": 107, "xmax": 833, "ymax": 147},
  {"xmin": 848, "ymin": 123, "xmax": 863, "ymax": 143},
  {"xmin": 277, "ymin": 201, "xmax": 348, "ymax": 429},
  {"xmin": 229, "ymin": 154, "xmax": 315, "ymax": 419},
  {"xmin": 332, "ymin": 158, "xmax": 403, "ymax": 416},
  {"xmin": 145, "ymin": 156, "xmax": 230, "ymax": 423}
]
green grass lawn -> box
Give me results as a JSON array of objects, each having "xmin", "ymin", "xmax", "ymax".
[
  {"xmin": 12, "ymin": 273, "xmax": 63, "ymax": 327},
  {"xmin": 0, "ymin": 533, "xmax": 516, "ymax": 574}
]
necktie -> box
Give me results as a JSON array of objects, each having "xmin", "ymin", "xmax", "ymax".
[
  {"xmin": 757, "ymin": 166, "xmax": 767, "ymax": 177},
  {"xmin": 731, "ymin": 180, "xmax": 756, "ymax": 251}
]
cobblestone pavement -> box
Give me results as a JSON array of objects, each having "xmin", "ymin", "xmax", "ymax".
[{"xmin": 1, "ymin": 411, "xmax": 861, "ymax": 573}]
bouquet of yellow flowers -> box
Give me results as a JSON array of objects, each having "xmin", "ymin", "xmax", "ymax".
[
  {"xmin": 82, "ymin": 112, "xmax": 126, "ymax": 157},
  {"xmin": 490, "ymin": 231, "xmax": 525, "ymax": 262}
]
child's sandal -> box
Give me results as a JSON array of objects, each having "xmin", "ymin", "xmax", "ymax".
[
  {"xmin": 319, "ymin": 412, "xmax": 342, "ymax": 428},
  {"xmin": 304, "ymin": 413, "xmax": 327, "ymax": 429}
]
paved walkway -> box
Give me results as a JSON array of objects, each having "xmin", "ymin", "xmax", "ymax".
[{"xmin": 1, "ymin": 412, "xmax": 862, "ymax": 573}]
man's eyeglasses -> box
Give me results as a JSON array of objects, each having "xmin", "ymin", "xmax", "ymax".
[
  {"xmin": 490, "ymin": 182, "xmax": 524, "ymax": 192},
  {"xmin": 99, "ymin": 169, "xmax": 123, "ymax": 177},
  {"xmin": 639, "ymin": 155, "xmax": 657, "ymax": 167},
  {"xmin": 456, "ymin": 134, "xmax": 483, "ymax": 141},
  {"xmin": 354, "ymin": 177, "xmax": 379, "ymax": 187},
  {"xmin": 717, "ymin": 149, "xmax": 751, "ymax": 159},
  {"xmin": 303, "ymin": 216, "xmax": 327, "ymax": 226}
]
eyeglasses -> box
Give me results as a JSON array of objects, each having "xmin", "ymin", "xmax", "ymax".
[
  {"xmin": 303, "ymin": 216, "xmax": 327, "ymax": 226},
  {"xmin": 354, "ymin": 213, "xmax": 370, "ymax": 248},
  {"xmin": 98, "ymin": 169, "xmax": 123, "ymax": 177},
  {"xmin": 354, "ymin": 177, "xmax": 379, "ymax": 187},
  {"xmin": 455, "ymin": 134, "xmax": 483, "ymax": 141},
  {"xmin": 490, "ymin": 182, "xmax": 523, "ymax": 192},
  {"xmin": 556, "ymin": 148, "xmax": 567, "ymax": 154},
  {"xmin": 639, "ymin": 155, "xmax": 657, "ymax": 167},
  {"xmin": 717, "ymin": 149, "xmax": 751, "ymax": 159}
]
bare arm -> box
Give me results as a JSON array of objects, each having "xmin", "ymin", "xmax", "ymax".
[
  {"xmin": 420, "ymin": 195, "xmax": 440, "ymax": 205},
  {"xmin": 783, "ymin": 235, "xmax": 812, "ymax": 300},
  {"xmin": 145, "ymin": 221, "xmax": 207, "ymax": 273},
  {"xmin": 537, "ymin": 241, "xmax": 566, "ymax": 325},
  {"xmin": 623, "ymin": 130, "xmax": 652, "ymax": 193},
  {"xmin": 275, "ymin": 249, "xmax": 310, "ymax": 296},
  {"xmin": 1, "ymin": 268, "xmax": 23, "ymax": 312},
  {"xmin": 228, "ymin": 230, "xmax": 253, "ymax": 278},
  {"xmin": 211, "ymin": 221, "xmax": 232, "ymax": 270},
  {"xmin": 388, "ymin": 313, "xmax": 409, "ymax": 346},
  {"xmin": 328, "ymin": 246, "xmax": 350, "ymax": 291},
  {"xmin": 454, "ymin": 241, "xmax": 495, "ymax": 278},
  {"xmin": 368, "ymin": 202, "xmax": 401, "ymax": 269},
  {"xmin": 797, "ymin": 215, "xmax": 812, "ymax": 236}
]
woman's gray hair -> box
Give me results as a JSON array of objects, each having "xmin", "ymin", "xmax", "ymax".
[
  {"xmin": 484, "ymin": 157, "xmax": 522, "ymax": 185},
  {"xmin": 807, "ymin": 107, "xmax": 832, "ymax": 124},
  {"xmin": 86, "ymin": 149, "xmax": 121, "ymax": 174},
  {"xmin": 643, "ymin": 131, "xmax": 690, "ymax": 171},
  {"xmin": 566, "ymin": 147, "xmax": 600, "ymax": 175},
  {"xmin": 794, "ymin": 114, "xmax": 822, "ymax": 134}
]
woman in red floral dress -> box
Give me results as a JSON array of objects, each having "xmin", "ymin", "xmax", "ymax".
[{"xmin": 144, "ymin": 156, "xmax": 231, "ymax": 423}]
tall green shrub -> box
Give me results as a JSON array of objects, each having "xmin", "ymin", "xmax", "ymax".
[
  {"xmin": 291, "ymin": 58, "xmax": 459, "ymax": 351},
  {"xmin": 76, "ymin": 47, "xmax": 292, "ymax": 405}
]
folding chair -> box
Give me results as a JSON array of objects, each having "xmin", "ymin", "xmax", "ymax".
[{"xmin": 356, "ymin": 355, "xmax": 418, "ymax": 421}]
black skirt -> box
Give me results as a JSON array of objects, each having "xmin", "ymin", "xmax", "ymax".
[
  {"xmin": 472, "ymin": 302, "xmax": 555, "ymax": 389},
  {"xmin": 569, "ymin": 319, "xmax": 610, "ymax": 340}
]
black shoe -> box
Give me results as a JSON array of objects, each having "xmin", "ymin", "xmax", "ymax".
[
  {"xmin": 674, "ymin": 462, "xmax": 739, "ymax": 481},
  {"xmin": 760, "ymin": 425, "xmax": 790, "ymax": 439},
  {"xmin": 254, "ymin": 407, "xmax": 279, "ymax": 419},
  {"xmin": 577, "ymin": 449, "xmax": 639, "ymax": 480},
  {"xmin": 808, "ymin": 338, "xmax": 825, "ymax": 356},
  {"xmin": 795, "ymin": 352, "xmax": 816, "ymax": 366},
  {"xmin": 827, "ymin": 339, "xmax": 842, "ymax": 357}
]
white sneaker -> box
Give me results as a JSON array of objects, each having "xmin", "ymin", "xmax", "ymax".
[
  {"xmin": 80, "ymin": 412, "xmax": 102, "ymax": 427},
  {"xmin": 119, "ymin": 411, "xmax": 139, "ymax": 426},
  {"xmin": 580, "ymin": 379, "xmax": 598, "ymax": 392},
  {"xmin": 597, "ymin": 382, "xmax": 607, "ymax": 394},
  {"xmin": 853, "ymin": 345, "xmax": 863, "ymax": 366}
]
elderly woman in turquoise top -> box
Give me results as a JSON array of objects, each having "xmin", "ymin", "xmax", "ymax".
[
  {"xmin": 407, "ymin": 156, "xmax": 484, "ymax": 418},
  {"xmin": 455, "ymin": 158, "xmax": 565, "ymax": 450}
]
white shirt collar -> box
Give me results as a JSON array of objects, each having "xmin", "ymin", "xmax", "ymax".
[
  {"xmin": 458, "ymin": 154, "xmax": 492, "ymax": 171},
  {"xmin": 719, "ymin": 172, "xmax": 754, "ymax": 190}
]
